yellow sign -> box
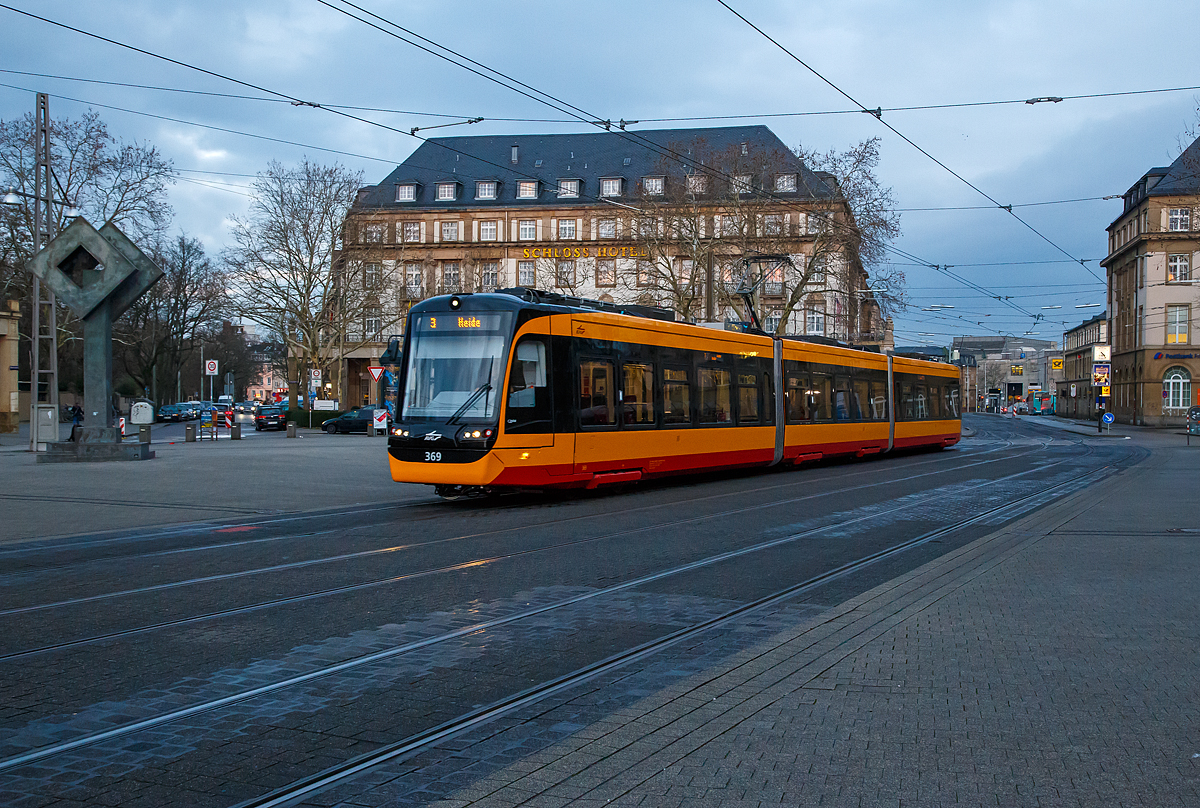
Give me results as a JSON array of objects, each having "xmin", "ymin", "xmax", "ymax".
[
  {"xmin": 1101, "ymin": 385, "xmax": 1110, "ymax": 396},
  {"xmin": 1051, "ymin": 357, "xmax": 1063, "ymax": 370},
  {"xmin": 520, "ymin": 245, "xmax": 650, "ymax": 260}
]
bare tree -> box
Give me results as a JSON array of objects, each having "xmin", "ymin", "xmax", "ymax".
[
  {"xmin": 225, "ymin": 159, "xmax": 404, "ymax": 410},
  {"xmin": 622, "ymin": 137, "xmax": 903, "ymax": 338},
  {"xmin": 115, "ymin": 235, "xmax": 229, "ymax": 402}
]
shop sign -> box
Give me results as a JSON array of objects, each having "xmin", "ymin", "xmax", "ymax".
[
  {"xmin": 520, "ymin": 245, "xmax": 650, "ymax": 259},
  {"xmin": 1051, "ymin": 357, "xmax": 1063, "ymax": 370},
  {"xmin": 1153, "ymin": 352, "xmax": 1195, "ymax": 360}
]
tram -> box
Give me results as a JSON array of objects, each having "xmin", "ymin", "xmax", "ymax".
[{"xmin": 386, "ymin": 290, "xmax": 962, "ymax": 497}]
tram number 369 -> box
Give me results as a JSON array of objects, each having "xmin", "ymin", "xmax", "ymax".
[{"xmin": 424, "ymin": 451, "xmax": 442, "ymax": 462}]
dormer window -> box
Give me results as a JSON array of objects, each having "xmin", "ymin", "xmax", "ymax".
[
  {"xmin": 600, "ymin": 178, "xmax": 623, "ymax": 197},
  {"xmin": 395, "ymin": 184, "xmax": 416, "ymax": 202},
  {"xmin": 436, "ymin": 182, "xmax": 457, "ymax": 201},
  {"xmin": 774, "ymin": 174, "xmax": 797, "ymax": 193},
  {"xmin": 732, "ymin": 175, "xmax": 752, "ymax": 195},
  {"xmin": 475, "ymin": 181, "xmax": 497, "ymax": 200},
  {"xmin": 558, "ymin": 179, "xmax": 580, "ymax": 198},
  {"xmin": 516, "ymin": 180, "xmax": 538, "ymax": 199},
  {"xmin": 643, "ymin": 177, "xmax": 664, "ymax": 196},
  {"xmin": 686, "ymin": 175, "xmax": 707, "ymax": 195}
]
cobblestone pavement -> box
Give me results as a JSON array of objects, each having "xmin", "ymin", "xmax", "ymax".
[
  {"xmin": 306, "ymin": 434, "xmax": 1195, "ymax": 808},
  {"xmin": 0, "ymin": 417, "xmax": 1159, "ymax": 807}
]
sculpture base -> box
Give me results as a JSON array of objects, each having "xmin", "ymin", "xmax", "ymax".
[{"xmin": 38, "ymin": 432, "xmax": 154, "ymax": 463}]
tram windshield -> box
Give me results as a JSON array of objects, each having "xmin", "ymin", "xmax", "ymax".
[{"xmin": 401, "ymin": 312, "xmax": 514, "ymax": 421}]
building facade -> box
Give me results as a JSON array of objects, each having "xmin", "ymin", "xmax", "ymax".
[
  {"xmin": 1102, "ymin": 135, "xmax": 1200, "ymax": 426},
  {"xmin": 337, "ymin": 126, "xmax": 885, "ymax": 408},
  {"xmin": 951, "ymin": 336, "xmax": 1058, "ymax": 410},
  {"xmin": 1056, "ymin": 313, "xmax": 1107, "ymax": 420}
]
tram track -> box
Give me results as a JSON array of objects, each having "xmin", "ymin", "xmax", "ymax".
[
  {"xmin": 0, "ymin": 436, "xmax": 1024, "ymax": 594},
  {"xmin": 0, "ymin": 450, "xmax": 1114, "ymax": 774},
  {"xmin": 0, "ymin": 440, "xmax": 1052, "ymax": 649}
]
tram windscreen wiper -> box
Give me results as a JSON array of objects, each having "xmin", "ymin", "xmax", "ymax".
[{"xmin": 448, "ymin": 384, "xmax": 492, "ymax": 425}]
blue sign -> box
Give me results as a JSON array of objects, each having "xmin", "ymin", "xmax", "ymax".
[{"xmin": 1102, "ymin": 412, "xmax": 1114, "ymax": 424}]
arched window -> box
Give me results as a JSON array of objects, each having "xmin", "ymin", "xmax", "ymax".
[{"xmin": 1163, "ymin": 367, "xmax": 1192, "ymax": 410}]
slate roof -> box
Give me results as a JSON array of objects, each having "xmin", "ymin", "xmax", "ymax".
[
  {"xmin": 1147, "ymin": 133, "xmax": 1200, "ymax": 197},
  {"xmin": 353, "ymin": 125, "xmax": 833, "ymax": 210}
]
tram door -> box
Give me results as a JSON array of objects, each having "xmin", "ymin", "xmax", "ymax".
[{"xmin": 502, "ymin": 335, "xmax": 554, "ymax": 448}]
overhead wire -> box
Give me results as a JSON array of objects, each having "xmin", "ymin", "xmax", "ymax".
[{"xmin": 715, "ymin": 0, "xmax": 1107, "ymax": 287}]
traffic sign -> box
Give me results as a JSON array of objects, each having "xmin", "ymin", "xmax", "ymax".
[
  {"xmin": 373, "ymin": 409, "xmax": 388, "ymax": 430},
  {"xmin": 205, "ymin": 359, "xmax": 218, "ymax": 375},
  {"xmin": 1102, "ymin": 412, "xmax": 1114, "ymax": 424},
  {"xmin": 368, "ymin": 366, "xmax": 384, "ymax": 382},
  {"xmin": 1101, "ymin": 385, "xmax": 1110, "ymax": 397}
]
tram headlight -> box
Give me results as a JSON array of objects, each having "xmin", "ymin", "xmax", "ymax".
[{"xmin": 456, "ymin": 426, "xmax": 494, "ymax": 442}]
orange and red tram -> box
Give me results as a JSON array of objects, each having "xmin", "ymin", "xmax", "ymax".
[{"xmin": 386, "ymin": 290, "xmax": 961, "ymax": 497}]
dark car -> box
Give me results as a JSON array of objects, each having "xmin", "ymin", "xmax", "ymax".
[
  {"xmin": 323, "ymin": 407, "xmax": 385, "ymax": 434},
  {"xmin": 157, "ymin": 404, "xmax": 182, "ymax": 422},
  {"xmin": 255, "ymin": 405, "xmax": 287, "ymax": 431}
]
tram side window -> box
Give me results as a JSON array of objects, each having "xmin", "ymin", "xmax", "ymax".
[
  {"xmin": 851, "ymin": 378, "xmax": 869, "ymax": 420},
  {"xmin": 810, "ymin": 372, "xmax": 833, "ymax": 421},
  {"xmin": 579, "ymin": 360, "xmax": 616, "ymax": 427},
  {"xmin": 914, "ymin": 384, "xmax": 929, "ymax": 419},
  {"xmin": 833, "ymin": 375, "xmax": 854, "ymax": 420},
  {"xmin": 927, "ymin": 382, "xmax": 942, "ymax": 419},
  {"xmin": 899, "ymin": 382, "xmax": 915, "ymax": 420},
  {"xmin": 785, "ymin": 374, "xmax": 810, "ymax": 423},
  {"xmin": 623, "ymin": 363, "xmax": 655, "ymax": 425},
  {"xmin": 698, "ymin": 367, "xmax": 733, "ymax": 424},
  {"xmin": 944, "ymin": 383, "xmax": 961, "ymax": 418},
  {"xmin": 663, "ymin": 367, "xmax": 691, "ymax": 425},
  {"xmin": 506, "ymin": 337, "xmax": 552, "ymax": 433},
  {"xmin": 737, "ymin": 372, "xmax": 760, "ymax": 424}
]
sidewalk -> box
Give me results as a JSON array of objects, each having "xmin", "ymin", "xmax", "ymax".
[
  {"xmin": 417, "ymin": 433, "xmax": 1200, "ymax": 806},
  {"xmin": 981, "ymin": 410, "xmax": 1134, "ymax": 438}
]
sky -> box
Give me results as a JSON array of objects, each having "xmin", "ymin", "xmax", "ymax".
[{"xmin": 3, "ymin": 0, "xmax": 1199, "ymax": 346}]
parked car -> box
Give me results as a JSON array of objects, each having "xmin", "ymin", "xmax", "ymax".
[
  {"xmin": 255, "ymin": 405, "xmax": 287, "ymax": 431},
  {"xmin": 158, "ymin": 404, "xmax": 184, "ymax": 422},
  {"xmin": 322, "ymin": 407, "xmax": 386, "ymax": 434}
]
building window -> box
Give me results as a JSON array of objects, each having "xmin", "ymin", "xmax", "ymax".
[
  {"xmin": 807, "ymin": 211, "xmax": 829, "ymax": 234},
  {"xmin": 637, "ymin": 259, "xmax": 653, "ymax": 287},
  {"xmin": 1164, "ymin": 367, "xmax": 1192, "ymax": 409},
  {"xmin": 518, "ymin": 260, "xmax": 536, "ymax": 287},
  {"xmin": 360, "ymin": 223, "xmax": 384, "ymax": 243},
  {"xmin": 479, "ymin": 220, "xmax": 498, "ymax": 241},
  {"xmin": 556, "ymin": 259, "xmax": 575, "ymax": 287},
  {"xmin": 677, "ymin": 258, "xmax": 694, "ymax": 285},
  {"xmin": 598, "ymin": 218, "xmax": 616, "ymax": 239},
  {"xmin": 732, "ymin": 175, "xmax": 752, "ymax": 195},
  {"xmin": 1168, "ymin": 253, "xmax": 1191, "ymax": 282},
  {"xmin": 774, "ymin": 174, "xmax": 797, "ymax": 192},
  {"xmin": 518, "ymin": 219, "xmax": 536, "ymax": 240},
  {"xmin": 596, "ymin": 258, "xmax": 616, "ymax": 287},
  {"xmin": 558, "ymin": 179, "xmax": 580, "ymax": 198},
  {"xmin": 442, "ymin": 262, "xmax": 460, "ymax": 293},
  {"xmin": 763, "ymin": 214, "xmax": 784, "ymax": 236},
  {"xmin": 475, "ymin": 181, "xmax": 497, "ymax": 200},
  {"xmin": 364, "ymin": 263, "xmax": 382, "ymax": 288},
  {"xmin": 364, "ymin": 306, "xmax": 382, "ymax": 339},
  {"xmin": 686, "ymin": 174, "xmax": 707, "ymax": 195},
  {"xmin": 516, "ymin": 180, "xmax": 538, "ymax": 199},
  {"xmin": 404, "ymin": 263, "xmax": 423, "ymax": 298},
  {"xmin": 558, "ymin": 219, "xmax": 576, "ymax": 239},
  {"xmin": 717, "ymin": 214, "xmax": 738, "ymax": 237},
  {"xmin": 643, "ymin": 177, "xmax": 664, "ymax": 195},
  {"xmin": 1167, "ymin": 305, "xmax": 1189, "ymax": 344},
  {"xmin": 763, "ymin": 264, "xmax": 783, "ymax": 296},
  {"xmin": 478, "ymin": 261, "xmax": 499, "ymax": 291},
  {"xmin": 441, "ymin": 221, "xmax": 459, "ymax": 242},
  {"xmin": 395, "ymin": 184, "xmax": 416, "ymax": 202},
  {"xmin": 1168, "ymin": 208, "xmax": 1191, "ymax": 231},
  {"xmin": 805, "ymin": 306, "xmax": 825, "ymax": 335},
  {"xmin": 601, "ymin": 178, "xmax": 622, "ymax": 197},
  {"xmin": 401, "ymin": 222, "xmax": 421, "ymax": 243},
  {"xmin": 436, "ymin": 183, "xmax": 457, "ymax": 201},
  {"xmin": 637, "ymin": 217, "xmax": 656, "ymax": 237},
  {"xmin": 763, "ymin": 313, "xmax": 781, "ymax": 334}
]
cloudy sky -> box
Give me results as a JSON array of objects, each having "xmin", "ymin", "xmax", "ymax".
[{"xmin": 4, "ymin": 0, "xmax": 1199, "ymax": 344}]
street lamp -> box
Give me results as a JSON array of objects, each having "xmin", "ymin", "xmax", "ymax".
[{"xmin": 1, "ymin": 185, "xmax": 80, "ymax": 218}]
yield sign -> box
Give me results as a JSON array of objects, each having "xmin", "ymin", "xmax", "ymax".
[{"xmin": 368, "ymin": 366, "xmax": 385, "ymax": 382}]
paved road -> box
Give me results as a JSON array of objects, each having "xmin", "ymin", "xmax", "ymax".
[{"xmin": 0, "ymin": 415, "xmax": 1157, "ymax": 806}]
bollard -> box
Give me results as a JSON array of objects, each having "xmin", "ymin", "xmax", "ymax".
[
  {"xmin": 138, "ymin": 424, "xmax": 152, "ymax": 444},
  {"xmin": 185, "ymin": 423, "xmax": 196, "ymax": 442},
  {"xmin": 286, "ymin": 421, "xmax": 297, "ymax": 438},
  {"xmin": 231, "ymin": 424, "xmax": 242, "ymax": 440}
]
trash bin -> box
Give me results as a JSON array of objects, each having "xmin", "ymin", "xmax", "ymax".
[
  {"xmin": 185, "ymin": 424, "xmax": 196, "ymax": 442},
  {"xmin": 138, "ymin": 425, "xmax": 152, "ymax": 444},
  {"xmin": 231, "ymin": 425, "xmax": 242, "ymax": 440},
  {"xmin": 286, "ymin": 421, "xmax": 297, "ymax": 438}
]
